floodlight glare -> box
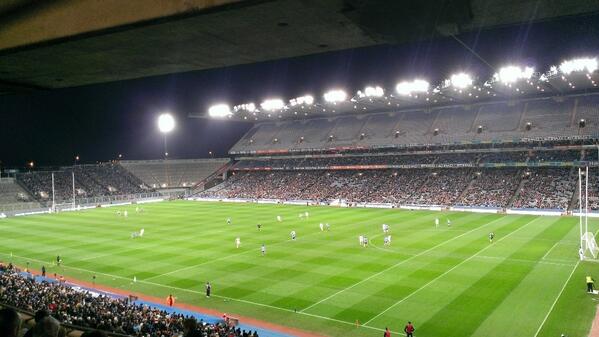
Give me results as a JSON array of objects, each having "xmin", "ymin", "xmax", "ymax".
[
  {"xmin": 289, "ymin": 95, "xmax": 314, "ymax": 106},
  {"xmin": 495, "ymin": 65, "xmax": 534, "ymax": 84},
  {"xmin": 450, "ymin": 73, "xmax": 473, "ymax": 89},
  {"xmin": 234, "ymin": 103, "xmax": 256, "ymax": 112},
  {"xmin": 260, "ymin": 98, "xmax": 285, "ymax": 111},
  {"xmin": 358, "ymin": 86, "xmax": 384, "ymax": 98},
  {"xmin": 559, "ymin": 57, "xmax": 598, "ymax": 75},
  {"xmin": 324, "ymin": 89, "xmax": 347, "ymax": 103},
  {"xmin": 157, "ymin": 113, "xmax": 175, "ymax": 133},
  {"xmin": 208, "ymin": 104, "xmax": 232, "ymax": 118},
  {"xmin": 396, "ymin": 79, "xmax": 429, "ymax": 95}
]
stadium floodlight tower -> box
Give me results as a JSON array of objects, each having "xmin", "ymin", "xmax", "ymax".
[
  {"xmin": 488, "ymin": 65, "xmax": 538, "ymax": 96},
  {"xmin": 158, "ymin": 113, "xmax": 175, "ymax": 158},
  {"xmin": 208, "ymin": 104, "xmax": 232, "ymax": 119},
  {"xmin": 543, "ymin": 57, "xmax": 599, "ymax": 92}
]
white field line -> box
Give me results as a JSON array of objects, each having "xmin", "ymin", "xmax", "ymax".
[
  {"xmin": 363, "ymin": 217, "xmax": 539, "ymax": 326},
  {"xmin": 300, "ymin": 216, "xmax": 508, "ymax": 313},
  {"xmin": 475, "ymin": 255, "xmax": 575, "ymax": 267},
  {"xmin": 542, "ymin": 241, "xmax": 561, "ymax": 260},
  {"xmin": 0, "ymin": 252, "xmax": 405, "ymax": 336},
  {"xmin": 533, "ymin": 260, "xmax": 580, "ymax": 337}
]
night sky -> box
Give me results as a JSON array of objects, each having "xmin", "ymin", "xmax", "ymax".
[{"xmin": 1, "ymin": 13, "xmax": 598, "ymax": 169}]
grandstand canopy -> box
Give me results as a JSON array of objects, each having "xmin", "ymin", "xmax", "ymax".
[{"xmin": 1, "ymin": 0, "xmax": 599, "ymax": 95}]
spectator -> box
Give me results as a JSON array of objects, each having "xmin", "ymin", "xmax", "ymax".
[{"xmin": 0, "ymin": 307, "xmax": 21, "ymax": 337}]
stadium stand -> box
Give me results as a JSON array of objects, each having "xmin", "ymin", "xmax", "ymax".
[
  {"xmin": 17, "ymin": 164, "xmax": 147, "ymax": 203},
  {"xmin": 230, "ymin": 95, "xmax": 598, "ymax": 154},
  {"xmin": 120, "ymin": 159, "xmax": 229, "ymax": 188},
  {"xmin": 0, "ymin": 178, "xmax": 31, "ymax": 204}
]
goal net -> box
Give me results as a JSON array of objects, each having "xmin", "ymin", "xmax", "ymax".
[{"xmin": 582, "ymin": 232, "xmax": 599, "ymax": 259}]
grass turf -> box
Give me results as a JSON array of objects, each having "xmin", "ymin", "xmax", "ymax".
[{"xmin": 0, "ymin": 200, "xmax": 598, "ymax": 337}]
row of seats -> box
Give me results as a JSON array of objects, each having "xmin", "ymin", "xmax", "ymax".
[
  {"xmin": 231, "ymin": 95, "xmax": 599, "ymax": 153},
  {"xmin": 120, "ymin": 159, "xmax": 229, "ymax": 188}
]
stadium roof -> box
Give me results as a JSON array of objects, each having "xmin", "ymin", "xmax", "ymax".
[{"xmin": 1, "ymin": 0, "xmax": 598, "ymax": 95}]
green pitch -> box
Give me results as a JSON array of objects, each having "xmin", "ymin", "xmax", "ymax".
[{"xmin": 1, "ymin": 201, "xmax": 598, "ymax": 337}]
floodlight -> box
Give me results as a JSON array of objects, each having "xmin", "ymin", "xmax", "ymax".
[
  {"xmin": 324, "ymin": 89, "xmax": 347, "ymax": 103},
  {"xmin": 289, "ymin": 95, "xmax": 314, "ymax": 106},
  {"xmin": 396, "ymin": 79, "xmax": 429, "ymax": 95},
  {"xmin": 450, "ymin": 73, "xmax": 473, "ymax": 89},
  {"xmin": 234, "ymin": 103, "xmax": 256, "ymax": 112},
  {"xmin": 358, "ymin": 86, "xmax": 384, "ymax": 98},
  {"xmin": 208, "ymin": 104, "xmax": 232, "ymax": 118},
  {"xmin": 559, "ymin": 57, "xmax": 598, "ymax": 75},
  {"xmin": 157, "ymin": 113, "xmax": 175, "ymax": 133},
  {"xmin": 260, "ymin": 99, "xmax": 285, "ymax": 111},
  {"xmin": 495, "ymin": 65, "xmax": 534, "ymax": 84}
]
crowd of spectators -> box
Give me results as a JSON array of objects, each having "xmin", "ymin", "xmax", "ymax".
[
  {"xmin": 0, "ymin": 264, "xmax": 259, "ymax": 337},
  {"xmin": 407, "ymin": 170, "xmax": 473, "ymax": 206},
  {"xmin": 511, "ymin": 168, "xmax": 576, "ymax": 210},
  {"xmin": 17, "ymin": 164, "xmax": 148, "ymax": 203},
  {"xmin": 457, "ymin": 169, "xmax": 522, "ymax": 208},
  {"xmin": 204, "ymin": 165, "xmax": 583, "ymax": 210}
]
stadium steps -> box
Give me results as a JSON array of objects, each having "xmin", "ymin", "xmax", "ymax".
[
  {"xmin": 507, "ymin": 171, "xmax": 527, "ymax": 208},
  {"xmin": 189, "ymin": 160, "xmax": 233, "ymax": 195},
  {"xmin": 456, "ymin": 173, "xmax": 478, "ymax": 203}
]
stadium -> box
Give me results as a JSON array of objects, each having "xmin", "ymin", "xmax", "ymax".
[{"xmin": 1, "ymin": 1, "xmax": 599, "ymax": 337}]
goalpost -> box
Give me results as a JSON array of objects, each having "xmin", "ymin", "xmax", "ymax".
[{"xmin": 579, "ymin": 166, "xmax": 598, "ymax": 259}]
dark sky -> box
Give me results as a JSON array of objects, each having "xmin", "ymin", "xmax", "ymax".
[{"xmin": 1, "ymin": 13, "xmax": 599, "ymax": 168}]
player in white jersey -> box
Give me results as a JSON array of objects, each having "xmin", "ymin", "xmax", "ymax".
[
  {"xmin": 580, "ymin": 247, "xmax": 585, "ymax": 261},
  {"xmin": 319, "ymin": 223, "xmax": 324, "ymax": 231},
  {"xmin": 387, "ymin": 235, "xmax": 392, "ymax": 245},
  {"xmin": 447, "ymin": 218, "xmax": 451, "ymax": 227},
  {"xmin": 290, "ymin": 230, "xmax": 296, "ymax": 240},
  {"xmin": 277, "ymin": 215, "xmax": 282, "ymax": 222},
  {"xmin": 363, "ymin": 236, "xmax": 369, "ymax": 247},
  {"xmin": 325, "ymin": 223, "xmax": 330, "ymax": 231},
  {"xmin": 124, "ymin": 210, "xmax": 128, "ymax": 218},
  {"xmin": 235, "ymin": 237, "xmax": 241, "ymax": 248},
  {"xmin": 304, "ymin": 211, "xmax": 309, "ymax": 218},
  {"xmin": 135, "ymin": 207, "xmax": 140, "ymax": 213},
  {"xmin": 435, "ymin": 217, "xmax": 439, "ymax": 228},
  {"xmin": 261, "ymin": 244, "xmax": 266, "ymax": 256},
  {"xmin": 383, "ymin": 236, "xmax": 389, "ymax": 246},
  {"xmin": 382, "ymin": 224, "xmax": 389, "ymax": 233},
  {"xmin": 227, "ymin": 218, "xmax": 231, "ymax": 225},
  {"xmin": 359, "ymin": 235, "xmax": 364, "ymax": 246}
]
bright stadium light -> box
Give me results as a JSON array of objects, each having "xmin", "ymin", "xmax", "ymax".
[
  {"xmin": 289, "ymin": 95, "xmax": 314, "ymax": 106},
  {"xmin": 260, "ymin": 98, "xmax": 285, "ymax": 111},
  {"xmin": 396, "ymin": 79, "xmax": 429, "ymax": 95},
  {"xmin": 208, "ymin": 104, "xmax": 232, "ymax": 118},
  {"xmin": 495, "ymin": 65, "xmax": 534, "ymax": 84},
  {"xmin": 358, "ymin": 86, "xmax": 384, "ymax": 98},
  {"xmin": 559, "ymin": 57, "xmax": 598, "ymax": 75},
  {"xmin": 324, "ymin": 89, "xmax": 347, "ymax": 103},
  {"xmin": 234, "ymin": 103, "xmax": 256, "ymax": 112},
  {"xmin": 157, "ymin": 113, "xmax": 175, "ymax": 133},
  {"xmin": 450, "ymin": 73, "xmax": 473, "ymax": 89}
]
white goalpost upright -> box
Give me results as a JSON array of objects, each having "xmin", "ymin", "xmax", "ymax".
[{"xmin": 580, "ymin": 166, "xmax": 598, "ymax": 259}]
